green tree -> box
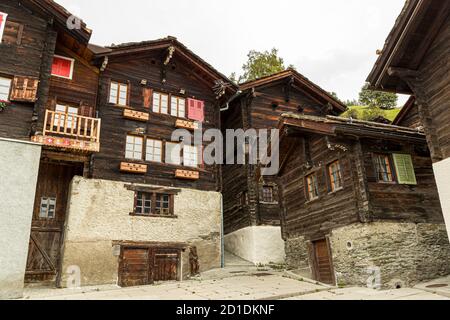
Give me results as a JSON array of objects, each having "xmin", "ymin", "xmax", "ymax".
[
  {"xmin": 359, "ymin": 83, "xmax": 398, "ymax": 110},
  {"xmin": 237, "ymin": 48, "xmax": 291, "ymax": 83}
]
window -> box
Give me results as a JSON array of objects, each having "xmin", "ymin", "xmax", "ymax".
[
  {"xmin": 135, "ymin": 192, "xmax": 152, "ymax": 215},
  {"xmin": 155, "ymin": 194, "xmax": 170, "ymax": 215},
  {"xmin": 145, "ymin": 138, "xmax": 162, "ymax": 163},
  {"xmin": 261, "ymin": 185, "xmax": 276, "ymax": 203},
  {"xmin": 109, "ymin": 81, "xmax": 128, "ymax": 105},
  {"xmin": 51, "ymin": 55, "xmax": 74, "ymax": 80},
  {"xmin": 133, "ymin": 192, "xmax": 174, "ymax": 216},
  {"xmin": 183, "ymin": 145, "xmax": 199, "ymax": 167},
  {"xmin": 153, "ymin": 92, "xmax": 169, "ymax": 114},
  {"xmin": 306, "ymin": 173, "xmax": 319, "ymax": 201},
  {"xmin": 187, "ymin": 98, "xmax": 204, "ymax": 122},
  {"xmin": 39, "ymin": 197, "xmax": 56, "ymax": 219},
  {"xmin": 165, "ymin": 142, "xmax": 181, "ymax": 165},
  {"xmin": 170, "ymin": 96, "xmax": 186, "ymax": 118},
  {"xmin": 328, "ymin": 160, "xmax": 343, "ymax": 192},
  {"xmin": 374, "ymin": 154, "xmax": 394, "ymax": 182},
  {"xmin": 125, "ymin": 135, "xmax": 143, "ymax": 160},
  {"xmin": 54, "ymin": 104, "xmax": 78, "ymax": 129},
  {"xmin": 0, "ymin": 76, "xmax": 11, "ymax": 101}
]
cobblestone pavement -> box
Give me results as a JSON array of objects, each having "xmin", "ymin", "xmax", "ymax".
[{"xmin": 21, "ymin": 269, "xmax": 450, "ymax": 300}]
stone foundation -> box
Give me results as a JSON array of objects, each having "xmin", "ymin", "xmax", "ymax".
[
  {"xmin": 59, "ymin": 177, "xmax": 222, "ymax": 287},
  {"xmin": 285, "ymin": 222, "xmax": 450, "ymax": 289},
  {"xmin": 224, "ymin": 226, "xmax": 285, "ymax": 264}
]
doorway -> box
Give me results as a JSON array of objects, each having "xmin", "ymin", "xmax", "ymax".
[
  {"xmin": 24, "ymin": 161, "xmax": 83, "ymax": 285},
  {"xmin": 312, "ymin": 238, "xmax": 335, "ymax": 285}
]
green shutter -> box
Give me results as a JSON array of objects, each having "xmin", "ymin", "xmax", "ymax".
[{"xmin": 392, "ymin": 154, "xmax": 417, "ymax": 185}]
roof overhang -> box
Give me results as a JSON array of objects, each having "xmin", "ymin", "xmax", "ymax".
[
  {"xmin": 239, "ymin": 69, "xmax": 347, "ymax": 113},
  {"xmin": 366, "ymin": 0, "xmax": 450, "ymax": 93}
]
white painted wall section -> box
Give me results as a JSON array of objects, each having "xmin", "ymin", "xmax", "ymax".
[{"xmin": 434, "ymin": 158, "xmax": 450, "ymax": 240}]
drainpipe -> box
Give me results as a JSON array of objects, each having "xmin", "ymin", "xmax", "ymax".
[
  {"xmin": 220, "ymin": 193, "xmax": 225, "ymax": 268},
  {"xmin": 220, "ymin": 90, "xmax": 242, "ymax": 112}
]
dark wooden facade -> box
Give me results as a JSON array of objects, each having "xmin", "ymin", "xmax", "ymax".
[
  {"xmin": 367, "ymin": 0, "xmax": 450, "ymax": 163},
  {"xmin": 90, "ymin": 38, "xmax": 236, "ymax": 191},
  {"xmin": 221, "ymin": 69, "xmax": 347, "ymax": 234},
  {"xmin": 277, "ymin": 114, "xmax": 444, "ymax": 283},
  {"xmin": 393, "ymin": 96, "xmax": 422, "ymax": 129}
]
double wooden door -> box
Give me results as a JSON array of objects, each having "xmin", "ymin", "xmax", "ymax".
[
  {"xmin": 312, "ymin": 239, "xmax": 335, "ymax": 285},
  {"xmin": 25, "ymin": 161, "xmax": 83, "ymax": 284},
  {"xmin": 119, "ymin": 247, "xmax": 180, "ymax": 287}
]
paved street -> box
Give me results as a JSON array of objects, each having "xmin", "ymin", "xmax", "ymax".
[{"xmin": 21, "ymin": 268, "xmax": 450, "ymax": 300}]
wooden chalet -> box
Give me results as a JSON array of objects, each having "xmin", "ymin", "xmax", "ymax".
[
  {"xmin": 276, "ymin": 113, "xmax": 450, "ymax": 287},
  {"xmin": 221, "ymin": 68, "xmax": 346, "ymax": 264},
  {"xmin": 366, "ymin": 0, "xmax": 450, "ymax": 240}
]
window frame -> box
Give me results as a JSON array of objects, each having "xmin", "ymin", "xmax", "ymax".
[
  {"xmin": 145, "ymin": 138, "xmax": 163, "ymax": 163},
  {"xmin": 170, "ymin": 95, "xmax": 186, "ymax": 118},
  {"xmin": 261, "ymin": 185, "xmax": 278, "ymax": 204},
  {"xmin": 109, "ymin": 81, "xmax": 129, "ymax": 106},
  {"xmin": 152, "ymin": 91, "xmax": 169, "ymax": 114},
  {"xmin": 327, "ymin": 160, "xmax": 344, "ymax": 193},
  {"xmin": 0, "ymin": 75, "xmax": 12, "ymax": 101},
  {"xmin": 51, "ymin": 55, "xmax": 75, "ymax": 80},
  {"xmin": 131, "ymin": 191, "xmax": 175, "ymax": 218},
  {"xmin": 373, "ymin": 153, "xmax": 396, "ymax": 183},
  {"xmin": 125, "ymin": 134, "xmax": 144, "ymax": 161},
  {"xmin": 53, "ymin": 103, "xmax": 79, "ymax": 129},
  {"xmin": 39, "ymin": 197, "xmax": 57, "ymax": 219},
  {"xmin": 165, "ymin": 141, "xmax": 182, "ymax": 165},
  {"xmin": 305, "ymin": 172, "xmax": 320, "ymax": 202},
  {"xmin": 183, "ymin": 144, "xmax": 200, "ymax": 168}
]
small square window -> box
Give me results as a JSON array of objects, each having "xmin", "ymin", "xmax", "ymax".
[
  {"xmin": 135, "ymin": 192, "xmax": 152, "ymax": 215},
  {"xmin": 39, "ymin": 197, "xmax": 56, "ymax": 219},
  {"xmin": 152, "ymin": 92, "xmax": 169, "ymax": 114},
  {"xmin": 109, "ymin": 81, "xmax": 128, "ymax": 105},
  {"xmin": 125, "ymin": 135, "xmax": 143, "ymax": 160},
  {"xmin": 261, "ymin": 186, "xmax": 276, "ymax": 203},
  {"xmin": 132, "ymin": 192, "xmax": 174, "ymax": 216},
  {"xmin": 51, "ymin": 55, "xmax": 74, "ymax": 80}
]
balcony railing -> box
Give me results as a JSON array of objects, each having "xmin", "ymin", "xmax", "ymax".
[{"xmin": 32, "ymin": 110, "xmax": 101, "ymax": 153}]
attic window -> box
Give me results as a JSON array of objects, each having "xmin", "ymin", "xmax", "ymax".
[{"xmin": 51, "ymin": 55, "xmax": 75, "ymax": 80}]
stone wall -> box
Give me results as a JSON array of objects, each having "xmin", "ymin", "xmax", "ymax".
[
  {"xmin": 59, "ymin": 177, "xmax": 222, "ymax": 287},
  {"xmin": 285, "ymin": 222, "xmax": 450, "ymax": 289},
  {"xmin": 0, "ymin": 138, "xmax": 41, "ymax": 299},
  {"xmin": 330, "ymin": 222, "xmax": 450, "ymax": 289}
]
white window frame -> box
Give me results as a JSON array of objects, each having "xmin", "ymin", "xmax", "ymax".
[
  {"xmin": 153, "ymin": 92, "xmax": 169, "ymax": 114},
  {"xmin": 109, "ymin": 81, "xmax": 128, "ymax": 106},
  {"xmin": 170, "ymin": 96, "xmax": 186, "ymax": 118},
  {"xmin": 145, "ymin": 138, "xmax": 162, "ymax": 163},
  {"xmin": 165, "ymin": 142, "xmax": 181, "ymax": 165},
  {"xmin": 183, "ymin": 145, "xmax": 199, "ymax": 168},
  {"xmin": 39, "ymin": 197, "xmax": 56, "ymax": 219},
  {"xmin": 54, "ymin": 104, "xmax": 78, "ymax": 129},
  {"xmin": 51, "ymin": 55, "xmax": 75, "ymax": 80},
  {"xmin": 0, "ymin": 76, "xmax": 12, "ymax": 101},
  {"xmin": 125, "ymin": 135, "xmax": 143, "ymax": 160}
]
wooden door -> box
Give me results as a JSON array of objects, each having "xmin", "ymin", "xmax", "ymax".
[
  {"xmin": 25, "ymin": 162, "xmax": 83, "ymax": 284},
  {"xmin": 154, "ymin": 249, "xmax": 179, "ymax": 282},
  {"xmin": 119, "ymin": 247, "xmax": 150, "ymax": 287},
  {"xmin": 118, "ymin": 246, "xmax": 180, "ymax": 287},
  {"xmin": 313, "ymin": 239, "xmax": 334, "ymax": 285}
]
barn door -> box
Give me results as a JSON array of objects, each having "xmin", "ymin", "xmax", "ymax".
[
  {"xmin": 153, "ymin": 249, "xmax": 180, "ymax": 282},
  {"xmin": 119, "ymin": 247, "xmax": 151, "ymax": 287},
  {"xmin": 25, "ymin": 162, "xmax": 83, "ymax": 284},
  {"xmin": 312, "ymin": 239, "xmax": 335, "ymax": 285},
  {"xmin": 118, "ymin": 247, "xmax": 180, "ymax": 287}
]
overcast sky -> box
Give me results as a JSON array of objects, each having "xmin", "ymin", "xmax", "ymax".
[{"xmin": 57, "ymin": 0, "xmax": 409, "ymax": 105}]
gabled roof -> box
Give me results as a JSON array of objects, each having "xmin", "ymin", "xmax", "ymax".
[
  {"xmin": 92, "ymin": 36, "xmax": 238, "ymax": 96},
  {"xmin": 279, "ymin": 112, "xmax": 425, "ymax": 143},
  {"xmin": 392, "ymin": 96, "xmax": 416, "ymax": 126},
  {"xmin": 23, "ymin": 0, "xmax": 92, "ymax": 44},
  {"xmin": 366, "ymin": 0, "xmax": 450, "ymax": 93},
  {"xmin": 239, "ymin": 69, "xmax": 347, "ymax": 113}
]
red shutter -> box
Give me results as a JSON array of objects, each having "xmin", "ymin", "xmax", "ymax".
[
  {"xmin": 51, "ymin": 56, "xmax": 73, "ymax": 78},
  {"xmin": 187, "ymin": 98, "xmax": 204, "ymax": 122}
]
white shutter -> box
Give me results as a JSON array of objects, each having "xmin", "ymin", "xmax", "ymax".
[
  {"xmin": 171, "ymin": 98, "xmax": 178, "ymax": 116},
  {"xmin": 161, "ymin": 94, "xmax": 168, "ymax": 114},
  {"xmin": 0, "ymin": 12, "xmax": 8, "ymax": 43},
  {"xmin": 179, "ymin": 99, "xmax": 186, "ymax": 118},
  {"xmin": 153, "ymin": 93, "xmax": 160, "ymax": 113},
  {"xmin": 109, "ymin": 82, "xmax": 118, "ymax": 104},
  {"xmin": 165, "ymin": 142, "xmax": 181, "ymax": 165}
]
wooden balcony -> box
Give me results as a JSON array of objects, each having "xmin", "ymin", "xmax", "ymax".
[{"xmin": 31, "ymin": 109, "xmax": 101, "ymax": 153}]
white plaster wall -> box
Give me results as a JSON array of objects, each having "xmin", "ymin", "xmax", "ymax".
[
  {"xmin": 60, "ymin": 177, "xmax": 222, "ymax": 286},
  {"xmin": 224, "ymin": 226, "xmax": 285, "ymax": 264},
  {"xmin": 434, "ymin": 158, "xmax": 450, "ymax": 240},
  {"xmin": 0, "ymin": 138, "xmax": 41, "ymax": 299}
]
